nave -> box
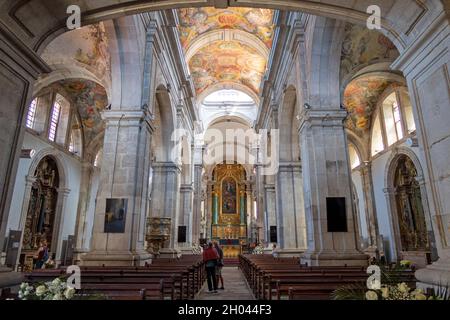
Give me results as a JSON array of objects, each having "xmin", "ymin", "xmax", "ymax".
[{"xmin": 0, "ymin": 1, "xmax": 449, "ymax": 302}]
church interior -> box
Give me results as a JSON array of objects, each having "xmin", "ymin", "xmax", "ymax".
[{"xmin": 0, "ymin": 0, "xmax": 449, "ymax": 301}]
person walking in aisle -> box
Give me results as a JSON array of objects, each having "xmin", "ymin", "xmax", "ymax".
[
  {"xmin": 203, "ymin": 242, "xmax": 219, "ymax": 293},
  {"xmin": 213, "ymin": 241, "xmax": 225, "ymax": 290}
]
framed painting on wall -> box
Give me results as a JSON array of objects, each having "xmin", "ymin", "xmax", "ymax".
[{"xmin": 104, "ymin": 198, "xmax": 128, "ymax": 233}]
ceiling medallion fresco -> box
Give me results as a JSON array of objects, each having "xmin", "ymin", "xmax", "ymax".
[
  {"xmin": 57, "ymin": 79, "xmax": 108, "ymax": 144},
  {"xmin": 344, "ymin": 76, "xmax": 400, "ymax": 131},
  {"xmin": 178, "ymin": 8, "xmax": 274, "ymax": 50},
  {"xmin": 340, "ymin": 23, "xmax": 399, "ymax": 80},
  {"xmin": 189, "ymin": 40, "xmax": 267, "ymax": 95}
]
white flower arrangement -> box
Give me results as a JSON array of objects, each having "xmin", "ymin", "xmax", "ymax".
[
  {"xmin": 252, "ymin": 244, "xmax": 264, "ymax": 255},
  {"xmin": 365, "ymin": 283, "xmax": 435, "ymax": 300},
  {"xmin": 17, "ymin": 277, "xmax": 77, "ymax": 301}
]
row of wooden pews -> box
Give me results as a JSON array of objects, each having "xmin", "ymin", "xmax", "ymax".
[
  {"xmin": 24, "ymin": 255, "xmax": 205, "ymax": 300},
  {"xmin": 239, "ymin": 254, "xmax": 416, "ymax": 300}
]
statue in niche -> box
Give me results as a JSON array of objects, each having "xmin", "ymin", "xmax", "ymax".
[
  {"xmin": 394, "ymin": 156, "xmax": 429, "ymax": 252},
  {"xmin": 23, "ymin": 157, "xmax": 59, "ymax": 252}
]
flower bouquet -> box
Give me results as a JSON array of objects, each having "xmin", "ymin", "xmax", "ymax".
[{"xmin": 18, "ymin": 278, "xmax": 76, "ymax": 300}]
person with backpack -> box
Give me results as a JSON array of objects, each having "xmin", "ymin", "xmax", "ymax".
[
  {"xmin": 203, "ymin": 242, "xmax": 219, "ymax": 293},
  {"xmin": 213, "ymin": 241, "xmax": 225, "ymax": 290}
]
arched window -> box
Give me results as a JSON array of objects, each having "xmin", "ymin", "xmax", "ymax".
[
  {"xmin": 69, "ymin": 115, "xmax": 83, "ymax": 156},
  {"xmin": 48, "ymin": 94, "xmax": 71, "ymax": 145},
  {"xmin": 399, "ymin": 90, "xmax": 416, "ymax": 134},
  {"xmin": 26, "ymin": 98, "xmax": 38, "ymax": 129},
  {"xmin": 48, "ymin": 99, "xmax": 61, "ymax": 142},
  {"xmin": 382, "ymin": 92, "xmax": 403, "ymax": 146},
  {"xmin": 94, "ymin": 149, "xmax": 103, "ymax": 167},
  {"xmin": 371, "ymin": 113, "xmax": 384, "ymax": 156},
  {"xmin": 348, "ymin": 144, "xmax": 361, "ymax": 169}
]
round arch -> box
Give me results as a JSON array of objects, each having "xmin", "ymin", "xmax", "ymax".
[{"xmin": 18, "ymin": 0, "xmax": 443, "ymax": 54}]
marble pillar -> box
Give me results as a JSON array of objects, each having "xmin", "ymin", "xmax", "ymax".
[
  {"xmin": 81, "ymin": 111, "xmax": 152, "ymax": 266},
  {"xmin": 299, "ymin": 109, "xmax": 367, "ymax": 266},
  {"xmin": 359, "ymin": 162, "xmax": 380, "ymax": 256},
  {"xmin": 150, "ymin": 162, "xmax": 181, "ymax": 256},
  {"xmin": 178, "ymin": 183, "xmax": 194, "ymax": 251},
  {"xmin": 391, "ymin": 13, "xmax": 450, "ymax": 288},
  {"xmin": 192, "ymin": 164, "xmax": 203, "ymax": 245},
  {"xmin": 275, "ymin": 162, "xmax": 307, "ymax": 256},
  {"xmin": 73, "ymin": 161, "xmax": 95, "ymax": 260},
  {"xmin": 264, "ymin": 184, "xmax": 276, "ymax": 244}
]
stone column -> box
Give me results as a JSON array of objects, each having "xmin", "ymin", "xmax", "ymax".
[
  {"xmin": 150, "ymin": 162, "xmax": 181, "ymax": 257},
  {"xmin": 358, "ymin": 162, "xmax": 380, "ymax": 256},
  {"xmin": 383, "ymin": 187, "xmax": 401, "ymax": 261},
  {"xmin": 0, "ymin": 25, "xmax": 51, "ymax": 262},
  {"xmin": 390, "ymin": 13, "xmax": 450, "ymax": 289},
  {"xmin": 192, "ymin": 164, "xmax": 203, "ymax": 246},
  {"xmin": 53, "ymin": 188, "xmax": 70, "ymax": 266},
  {"xmin": 264, "ymin": 184, "xmax": 276, "ymax": 244},
  {"xmin": 275, "ymin": 162, "xmax": 307, "ymax": 256},
  {"xmin": 299, "ymin": 109, "xmax": 367, "ymax": 266},
  {"xmin": 13, "ymin": 176, "xmax": 37, "ymax": 268},
  {"xmin": 73, "ymin": 161, "xmax": 95, "ymax": 260},
  {"xmin": 81, "ymin": 110, "xmax": 153, "ymax": 266},
  {"xmin": 178, "ymin": 183, "xmax": 194, "ymax": 251}
]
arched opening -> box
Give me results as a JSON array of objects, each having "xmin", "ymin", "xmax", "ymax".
[{"xmin": 22, "ymin": 156, "xmax": 60, "ymax": 270}]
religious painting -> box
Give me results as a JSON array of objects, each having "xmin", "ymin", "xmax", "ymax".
[
  {"xmin": 222, "ymin": 177, "xmax": 237, "ymax": 214},
  {"xmin": 104, "ymin": 198, "xmax": 128, "ymax": 233},
  {"xmin": 177, "ymin": 8, "xmax": 274, "ymax": 50},
  {"xmin": 188, "ymin": 40, "xmax": 266, "ymax": 95}
]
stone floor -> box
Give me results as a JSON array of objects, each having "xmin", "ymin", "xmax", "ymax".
[{"xmin": 196, "ymin": 266, "xmax": 255, "ymax": 300}]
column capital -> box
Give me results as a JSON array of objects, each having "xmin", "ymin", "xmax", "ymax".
[
  {"xmin": 278, "ymin": 161, "xmax": 302, "ymax": 172},
  {"xmin": 152, "ymin": 161, "xmax": 181, "ymax": 173},
  {"xmin": 25, "ymin": 175, "xmax": 37, "ymax": 186},
  {"xmin": 57, "ymin": 188, "xmax": 71, "ymax": 196},
  {"xmin": 180, "ymin": 184, "xmax": 194, "ymax": 192},
  {"xmin": 298, "ymin": 109, "xmax": 347, "ymax": 132},
  {"xmin": 358, "ymin": 161, "xmax": 372, "ymax": 174},
  {"xmin": 101, "ymin": 110, "xmax": 147, "ymax": 126}
]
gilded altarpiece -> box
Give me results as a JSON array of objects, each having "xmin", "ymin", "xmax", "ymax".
[
  {"xmin": 22, "ymin": 157, "xmax": 59, "ymax": 270},
  {"xmin": 211, "ymin": 164, "xmax": 247, "ymax": 257}
]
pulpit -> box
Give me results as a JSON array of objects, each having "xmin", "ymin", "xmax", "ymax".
[{"xmin": 145, "ymin": 217, "xmax": 171, "ymax": 255}]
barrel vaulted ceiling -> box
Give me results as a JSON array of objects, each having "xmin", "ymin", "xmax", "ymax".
[{"xmin": 177, "ymin": 8, "xmax": 275, "ymax": 98}]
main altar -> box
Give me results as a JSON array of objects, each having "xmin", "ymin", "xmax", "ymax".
[{"xmin": 211, "ymin": 164, "xmax": 247, "ymax": 257}]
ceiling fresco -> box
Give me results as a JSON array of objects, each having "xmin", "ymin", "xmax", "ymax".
[
  {"xmin": 57, "ymin": 79, "xmax": 108, "ymax": 145},
  {"xmin": 178, "ymin": 8, "xmax": 274, "ymax": 50},
  {"xmin": 41, "ymin": 23, "xmax": 111, "ymax": 84},
  {"xmin": 340, "ymin": 23, "xmax": 399, "ymax": 80},
  {"xmin": 188, "ymin": 40, "xmax": 267, "ymax": 95},
  {"xmin": 343, "ymin": 76, "xmax": 400, "ymax": 132}
]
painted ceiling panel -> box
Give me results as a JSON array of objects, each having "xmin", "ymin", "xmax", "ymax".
[
  {"xmin": 57, "ymin": 79, "xmax": 108, "ymax": 144},
  {"xmin": 178, "ymin": 8, "xmax": 274, "ymax": 50},
  {"xmin": 188, "ymin": 40, "xmax": 267, "ymax": 95},
  {"xmin": 178, "ymin": 7, "xmax": 274, "ymax": 97},
  {"xmin": 344, "ymin": 76, "xmax": 400, "ymax": 131}
]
